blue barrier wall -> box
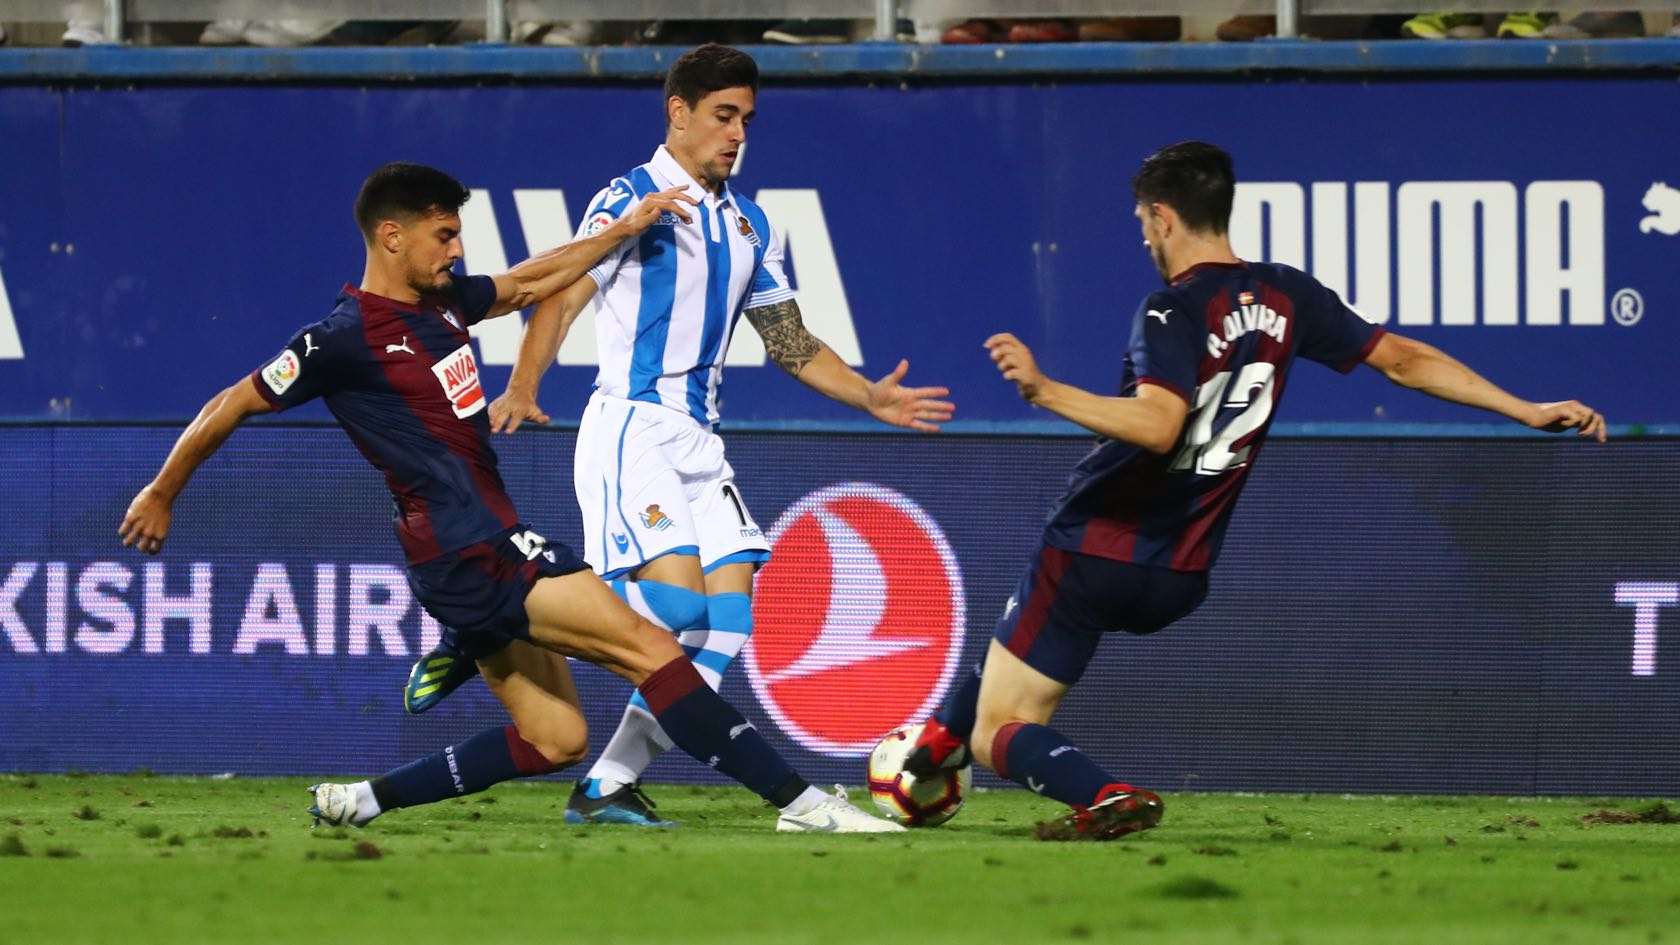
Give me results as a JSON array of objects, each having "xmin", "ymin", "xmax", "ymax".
[
  {"xmin": 0, "ymin": 70, "xmax": 1674, "ymax": 428},
  {"xmin": 2, "ymin": 425, "xmax": 1676, "ymax": 794}
]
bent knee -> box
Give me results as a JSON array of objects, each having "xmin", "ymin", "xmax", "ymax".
[
  {"xmin": 637, "ymin": 580, "xmax": 709, "ymax": 632},
  {"xmin": 515, "ymin": 723, "xmax": 588, "ymax": 770},
  {"xmin": 630, "ymin": 617, "xmax": 684, "ymax": 660}
]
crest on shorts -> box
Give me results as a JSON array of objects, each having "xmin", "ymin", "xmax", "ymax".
[{"xmin": 640, "ymin": 504, "xmax": 674, "ymax": 531}]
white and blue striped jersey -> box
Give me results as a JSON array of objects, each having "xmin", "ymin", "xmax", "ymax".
[{"xmin": 580, "ymin": 145, "xmax": 794, "ymax": 427}]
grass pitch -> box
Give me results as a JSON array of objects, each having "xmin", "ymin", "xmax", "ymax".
[{"xmin": 2, "ymin": 775, "xmax": 1677, "ymax": 945}]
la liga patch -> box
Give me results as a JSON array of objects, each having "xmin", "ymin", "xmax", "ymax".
[{"xmin": 261, "ymin": 350, "xmax": 301, "ymax": 395}]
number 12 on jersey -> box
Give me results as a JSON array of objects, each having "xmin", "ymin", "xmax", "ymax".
[{"xmin": 1170, "ymin": 363, "xmax": 1277, "ymax": 476}]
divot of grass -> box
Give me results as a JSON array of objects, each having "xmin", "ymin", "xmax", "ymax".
[
  {"xmin": 1154, "ymin": 876, "xmax": 1238, "ymax": 900},
  {"xmin": 1378, "ymin": 840, "xmax": 1405, "ymax": 853},
  {"xmin": 135, "ymin": 824, "xmax": 162, "ymax": 840},
  {"xmin": 211, "ymin": 826, "xmax": 255, "ymax": 839},
  {"xmin": 1146, "ymin": 854, "xmax": 1166, "ymax": 866},
  {"xmin": 1582, "ymin": 802, "xmax": 1680, "ymax": 825},
  {"xmin": 0, "ymin": 833, "xmax": 27, "ymax": 857},
  {"xmin": 354, "ymin": 841, "xmax": 383, "ymax": 860},
  {"xmin": 72, "ymin": 805, "xmax": 99, "ymax": 821},
  {"xmin": 133, "ymin": 800, "xmax": 152, "ymax": 808},
  {"xmin": 166, "ymin": 834, "xmax": 185, "ymax": 847},
  {"xmin": 43, "ymin": 846, "xmax": 81, "ymax": 859},
  {"xmin": 1557, "ymin": 860, "xmax": 1580, "ymax": 871},
  {"xmin": 1193, "ymin": 845, "xmax": 1237, "ymax": 857}
]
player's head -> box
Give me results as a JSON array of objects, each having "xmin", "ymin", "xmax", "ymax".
[
  {"xmin": 1131, "ymin": 142, "xmax": 1236, "ymax": 279},
  {"xmin": 355, "ymin": 162, "xmax": 471, "ymax": 295},
  {"xmin": 664, "ymin": 44, "xmax": 758, "ymax": 188}
]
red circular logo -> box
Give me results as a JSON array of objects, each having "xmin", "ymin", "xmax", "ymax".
[{"xmin": 745, "ymin": 483, "xmax": 966, "ymax": 757}]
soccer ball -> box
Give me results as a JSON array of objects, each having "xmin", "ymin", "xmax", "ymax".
[{"xmin": 866, "ymin": 722, "xmax": 971, "ymax": 827}]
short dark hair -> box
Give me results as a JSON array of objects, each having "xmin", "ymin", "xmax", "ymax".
[
  {"xmin": 1131, "ymin": 141, "xmax": 1236, "ymax": 235},
  {"xmin": 354, "ymin": 162, "xmax": 471, "ymax": 239},
  {"xmin": 664, "ymin": 43, "xmax": 759, "ymax": 117}
]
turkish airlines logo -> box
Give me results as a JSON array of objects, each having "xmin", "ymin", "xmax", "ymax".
[
  {"xmin": 430, "ymin": 344, "xmax": 485, "ymax": 419},
  {"xmin": 745, "ymin": 483, "xmax": 965, "ymax": 757}
]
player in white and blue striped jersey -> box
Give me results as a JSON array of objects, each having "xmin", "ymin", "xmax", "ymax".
[{"xmin": 471, "ymin": 44, "xmax": 954, "ymax": 827}]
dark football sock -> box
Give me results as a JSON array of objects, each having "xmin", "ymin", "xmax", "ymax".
[
  {"xmin": 370, "ymin": 724, "xmax": 557, "ymax": 811},
  {"xmin": 637, "ymin": 656, "xmax": 809, "ymax": 808},
  {"xmin": 935, "ymin": 660, "xmax": 985, "ymax": 739},
  {"xmin": 990, "ymin": 722, "xmax": 1118, "ymax": 809}
]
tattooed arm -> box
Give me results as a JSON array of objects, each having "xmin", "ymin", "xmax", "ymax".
[{"xmin": 743, "ymin": 299, "xmax": 954, "ymax": 432}]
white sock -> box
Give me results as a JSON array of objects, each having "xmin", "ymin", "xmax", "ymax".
[
  {"xmin": 582, "ymin": 703, "xmax": 671, "ymax": 790},
  {"xmin": 352, "ymin": 780, "xmax": 382, "ymax": 825},
  {"xmin": 780, "ymin": 786, "xmax": 829, "ymax": 816}
]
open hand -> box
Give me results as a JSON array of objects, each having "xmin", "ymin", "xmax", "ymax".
[
  {"xmin": 620, "ymin": 186, "xmax": 697, "ymax": 235},
  {"xmin": 489, "ymin": 387, "xmax": 549, "ymax": 434},
  {"xmin": 1527, "ymin": 400, "xmax": 1607, "ymax": 442},
  {"xmin": 866, "ymin": 359, "xmax": 954, "ymax": 432},
  {"xmin": 985, "ymin": 333, "xmax": 1047, "ymax": 403},
  {"xmin": 119, "ymin": 486, "xmax": 173, "ymax": 555}
]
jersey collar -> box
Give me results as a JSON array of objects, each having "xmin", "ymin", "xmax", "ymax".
[
  {"xmin": 650, "ymin": 144, "xmax": 735, "ymax": 210},
  {"xmin": 1170, "ymin": 260, "xmax": 1246, "ymax": 286},
  {"xmin": 343, "ymin": 281, "xmax": 453, "ymax": 317}
]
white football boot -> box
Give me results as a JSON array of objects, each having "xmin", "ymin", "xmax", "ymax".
[
  {"xmin": 776, "ymin": 785, "xmax": 906, "ymax": 833},
  {"xmin": 307, "ymin": 782, "xmax": 367, "ymax": 828}
]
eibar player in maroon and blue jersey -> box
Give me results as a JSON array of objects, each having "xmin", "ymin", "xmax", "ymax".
[
  {"xmin": 117, "ymin": 162, "xmax": 900, "ymax": 834},
  {"xmin": 905, "ymin": 141, "xmax": 1607, "ymax": 841}
]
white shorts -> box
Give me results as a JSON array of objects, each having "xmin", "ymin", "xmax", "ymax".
[{"xmin": 574, "ymin": 391, "xmax": 770, "ymax": 579}]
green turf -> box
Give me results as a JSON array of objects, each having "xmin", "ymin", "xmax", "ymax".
[{"xmin": 2, "ymin": 775, "xmax": 1677, "ymax": 945}]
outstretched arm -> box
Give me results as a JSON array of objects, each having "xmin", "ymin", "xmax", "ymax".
[
  {"xmin": 119, "ymin": 377, "xmax": 275, "ymax": 555},
  {"xmin": 743, "ymin": 298, "xmax": 953, "ymax": 432},
  {"xmin": 482, "ymin": 188, "xmax": 695, "ymax": 319},
  {"xmin": 1363, "ymin": 332, "xmax": 1606, "ymax": 441},
  {"xmin": 987, "ymin": 332, "xmax": 1188, "ymax": 454},
  {"xmin": 488, "ymin": 276, "xmax": 601, "ymax": 433}
]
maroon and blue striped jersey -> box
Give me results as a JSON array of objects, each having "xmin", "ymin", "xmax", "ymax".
[
  {"xmin": 248, "ymin": 275, "xmax": 516, "ymax": 565},
  {"xmin": 1043, "ymin": 261, "xmax": 1384, "ymax": 572}
]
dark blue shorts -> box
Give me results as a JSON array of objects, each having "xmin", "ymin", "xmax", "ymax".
[
  {"xmin": 407, "ymin": 525, "xmax": 589, "ymax": 661},
  {"xmin": 993, "ymin": 544, "xmax": 1209, "ymax": 685}
]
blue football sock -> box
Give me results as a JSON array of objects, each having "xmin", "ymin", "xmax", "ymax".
[
  {"xmin": 691, "ymin": 591, "xmax": 752, "ymax": 689},
  {"xmin": 990, "ymin": 722, "xmax": 1119, "ymax": 809},
  {"xmin": 935, "ymin": 660, "xmax": 985, "ymax": 740},
  {"xmin": 637, "ymin": 656, "xmax": 807, "ymax": 808},
  {"xmin": 370, "ymin": 724, "xmax": 557, "ymax": 812}
]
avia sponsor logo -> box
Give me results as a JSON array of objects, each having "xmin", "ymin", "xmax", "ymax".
[
  {"xmin": 1231, "ymin": 180, "xmax": 1648, "ymax": 328},
  {"xmin": 431, "ymin": 344, "xmax": 485, "ymax": 419},
  {"xmin": 744, "ymin": 483, "xmax": 965, "ymax": 758},
  {"xmin": 0, "ymin": 561, "xmax": 443, "ymax": 657}
]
